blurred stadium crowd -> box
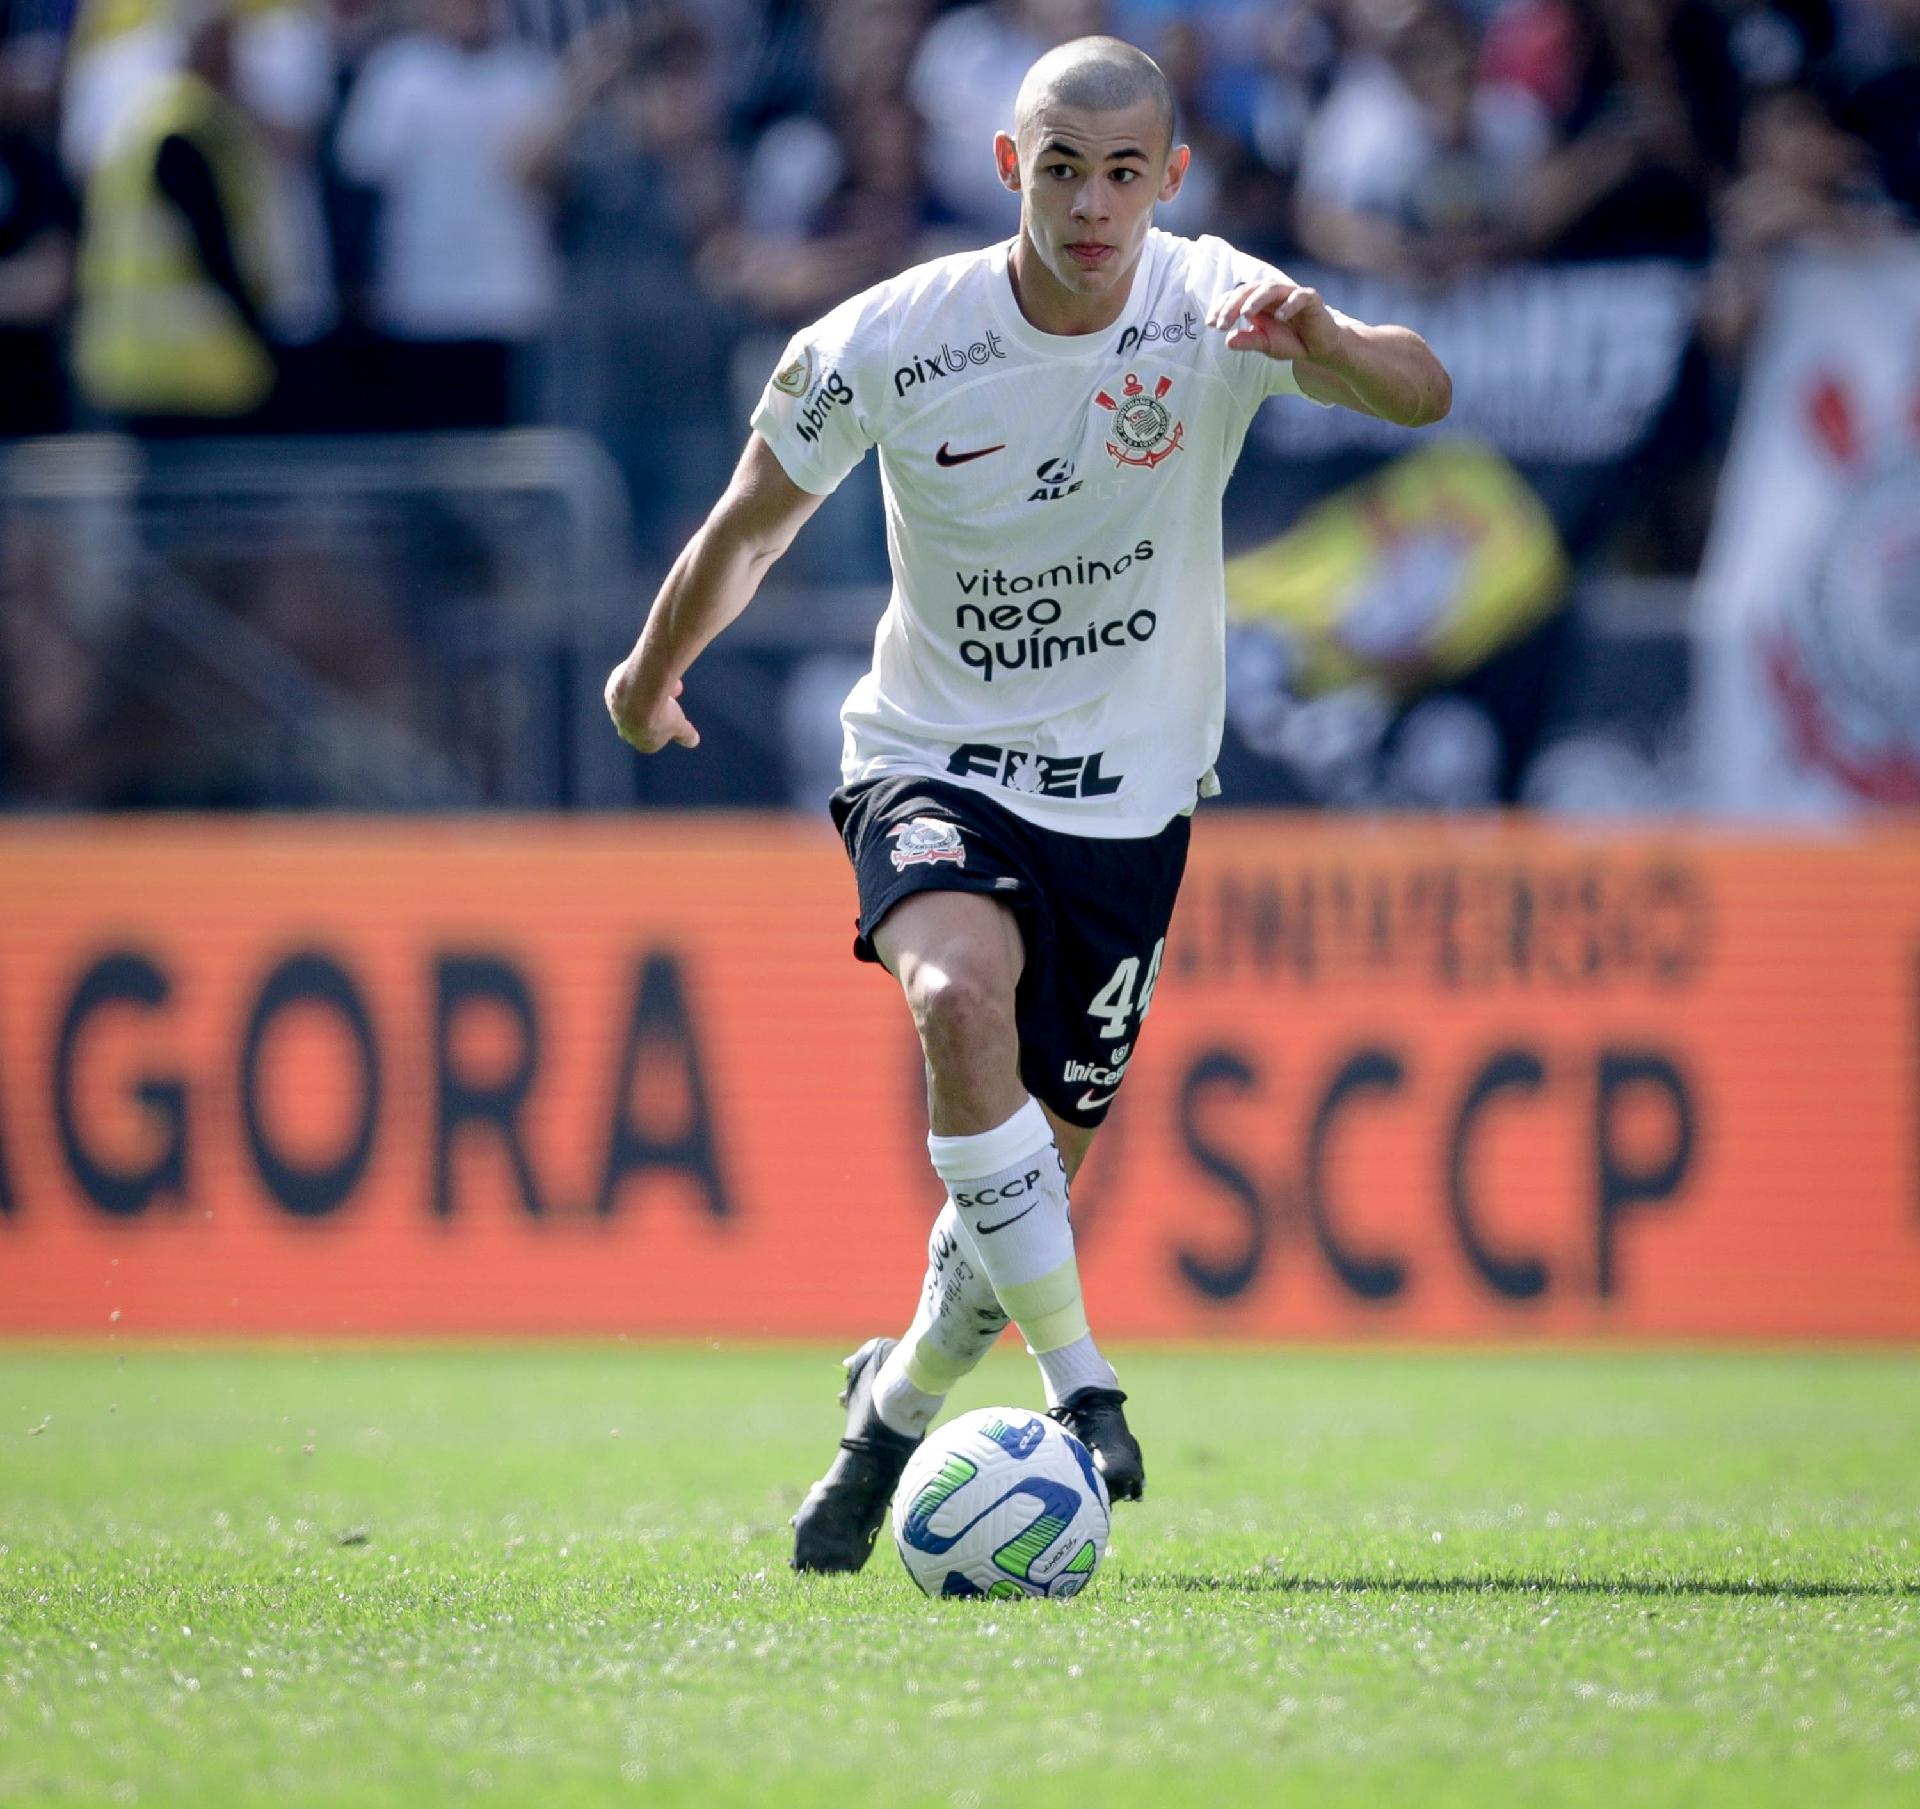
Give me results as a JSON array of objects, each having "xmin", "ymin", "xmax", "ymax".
[
  {"xmin": 1, "ymin": 0, "xmax": 1917, "ymax": 810},
  {"xmin": 6, "ymin": 0, "xmax": 1916, "ymax": 446}
]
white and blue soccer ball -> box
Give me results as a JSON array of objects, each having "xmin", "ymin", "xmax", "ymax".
[{"xmin": 891, "ymin": 1406, "xmax": 1111, "ymax": 1599}]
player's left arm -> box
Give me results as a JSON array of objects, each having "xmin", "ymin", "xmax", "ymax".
[{"xmin": 1206, "ymin": 277, "xmax": 1452, "ymax": 428}]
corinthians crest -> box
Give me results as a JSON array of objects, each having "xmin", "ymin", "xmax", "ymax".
[
  {"xmin": 1765, "ymin": 456, "xmax": 1920, "ymax": 802},
  {"xmin": 1095, "ymin": 371, "xmax": 1184, "ymax": 469},
  {"xmin": 888, "ymin": 817, "xmax": 966, "ymax": 871}
]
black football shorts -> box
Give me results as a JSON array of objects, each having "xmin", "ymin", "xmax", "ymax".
[{"xmin": 830, "ymin": 774, "xmax": 1191, "ymax": 1128}]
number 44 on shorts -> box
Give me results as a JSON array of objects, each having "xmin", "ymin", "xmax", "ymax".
[{"xmin": 1087, "ymin": 938, "xmax": 1165, "ymax": 1041}]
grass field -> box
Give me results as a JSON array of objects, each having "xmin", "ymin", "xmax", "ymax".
[{"xmin": 3, "ymin": 1346, "xmax": 1917, "ymax": 1807}]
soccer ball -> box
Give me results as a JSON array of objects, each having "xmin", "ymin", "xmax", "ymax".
[{"xmin": 892, "ymin": 1406, "xmax": 1111, "ymax": 1599}]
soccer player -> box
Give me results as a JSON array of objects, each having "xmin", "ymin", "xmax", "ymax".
[{"xmin": 605, "ymin": 36, "xmax": 1450, "ymax": 1572}]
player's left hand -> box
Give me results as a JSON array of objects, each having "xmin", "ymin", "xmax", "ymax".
[{"xmin": 1206, "ymin": 278, "xmax": 1347, "ymax": 367}]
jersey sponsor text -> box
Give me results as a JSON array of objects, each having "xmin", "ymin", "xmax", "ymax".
[
  {"xmin": 947, "ymin": 743, "xmax": 1124, "ymax": 798},
  {"xmin": 1027, "ymin": 457, "xmax": 1082, "ymax": 502},
  {"xmin": 955, "ymin": 539, "xmax": 1153, "ymax": 599},
  {"xmin": 795, "ymin": 368, "xmax": 854, "ymax": 445},
  {"xmin": 1116, "ymin": 310, "xmax": 1200, "ymax": 358},
  {"xmin": 893, "ymin": 332, "xmax": 1006, "ymax": 398},
  {"xmin": 1064, "ymin": 1057, "xmax": 1130, "ymax": 1088},
  {"xmin": 958, "ymin": 609, "xmax": 1158, "ymax": 682}
]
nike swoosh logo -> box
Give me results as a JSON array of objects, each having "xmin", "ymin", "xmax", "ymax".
[
  {"xmin": 1076, "ymin": 1087, "xmax": 1119, "ymax": 1112},
  {"xmin": 935, "ymin": 441, "xmax": 1006, "ymax": 467},
  {"xmin": 974, "ymin": 1202, "xmax": 1039, "ymax": 1236}
]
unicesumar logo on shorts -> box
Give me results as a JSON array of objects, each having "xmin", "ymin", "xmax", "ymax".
[
  {"xmin": 888, "ymin": 819, "xmax": 966, "ymax": 872},
  {"xmin": 1095, "ymin": 371, "xmax": 1184, "ymax": 469}
]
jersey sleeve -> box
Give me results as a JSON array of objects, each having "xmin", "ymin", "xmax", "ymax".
[
  {"xmin": 1254, "ymin": 351, "xmax": 1313, "ymax": 403},
  {"xmin": 748, "ymin": 294, "xmax": 885, "ymax": 496},
  {"xmin": 1206, "ymin": 250, "xmax": 1337, "ymax": 409}
]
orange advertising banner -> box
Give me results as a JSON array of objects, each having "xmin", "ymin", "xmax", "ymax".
[{"xmin": 0, "ymin": 816, "xmax": 1916, "ymax": 1339}]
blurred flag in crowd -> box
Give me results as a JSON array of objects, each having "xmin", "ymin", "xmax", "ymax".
[
  {"xmin": 1695, "ymin": 245, "xmax": 1920, "ymax": 814},
  {"xmin": 1223, "ymin": 439, "xmax": 1569, "ymax": 806}
]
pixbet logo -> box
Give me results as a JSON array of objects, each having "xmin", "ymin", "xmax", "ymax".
[
  {"xmin": 1026, "ymin": 457, "xmax": 1082, "ymax": 503},
  {"xmin": 1116, "ymin": 310, "xmax": 1199, "ymax": 359},
  {"xmin": 893, "ymin": 331, "xmax": 1007, "ymax": 397}
]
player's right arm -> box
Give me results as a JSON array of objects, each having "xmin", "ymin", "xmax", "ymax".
[
  {"xmin": 609, "ymin": 284, "xmax": 884, "ymax": 752},
  {"xmin": 604, "ymin": 434, "xmax": 825, "ymax": 753}
]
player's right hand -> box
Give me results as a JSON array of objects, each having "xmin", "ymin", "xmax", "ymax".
[{"xmin": 605, "ymin": 665, "xmax": 701, "ymax": 753}]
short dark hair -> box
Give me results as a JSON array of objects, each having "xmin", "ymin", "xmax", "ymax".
[{"xmin": 1014, "ymin": 36, "xmax": 1175, "ymax": 156}]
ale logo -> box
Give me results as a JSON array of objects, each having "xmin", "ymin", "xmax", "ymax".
[{"xmin": 1026, "ymin": 456, "xmax": 1082, "ymax": 503}]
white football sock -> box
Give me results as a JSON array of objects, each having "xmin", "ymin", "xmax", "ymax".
[
  {"xmin": 1033, "ymin": 1331, "xmax": 1117, "ymax": 1408},
  {"xmin": 870, "ymin": 1200, "xmax": 1009, "ymax": 1438},
  {"xmin": 928, "ymin": 1097, "xmax": 1116, "ymax": 1401},
  {"xmin": 869, "ymin": 1360, "xmax": 943, "ymax": 1439}
]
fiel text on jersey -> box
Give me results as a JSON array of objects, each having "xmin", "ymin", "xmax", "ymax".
[{"xmin": 947, "ymin": 742, "xmax": 1124, "ymax": 800}]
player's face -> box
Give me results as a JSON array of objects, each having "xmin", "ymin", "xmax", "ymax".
[{"xmin": 995, "ymin": 99, "xmax": 1188, "ymax": 317}]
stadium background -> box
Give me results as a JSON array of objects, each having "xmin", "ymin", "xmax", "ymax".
[
  {"xmin": 1, "ymin": 0, "xmax": 1915, "ymax": 1340},
  {"xmin": 2, "ymin": 6, "xmax": 1918, "ymax": 1806}
]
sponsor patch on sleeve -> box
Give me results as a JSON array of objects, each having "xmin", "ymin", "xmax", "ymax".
[{"xmin": 773, "ymin": 346, "xmax": 816, "ymax": 398}]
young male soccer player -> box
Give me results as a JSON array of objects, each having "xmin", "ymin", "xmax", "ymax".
[{"xmin": 605, "ymin": 37, "xmax": 1450, "ymax": 1572}]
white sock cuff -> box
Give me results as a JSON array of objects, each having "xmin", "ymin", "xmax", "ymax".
[{"xmin": 927, "ymin": 1096, "xmax": 1052, "ymax": 1183}]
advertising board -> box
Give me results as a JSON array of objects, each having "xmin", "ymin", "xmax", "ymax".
[{"xmin": 2, "ymin": 818, "xmax": 1914, "ymax": 1338}]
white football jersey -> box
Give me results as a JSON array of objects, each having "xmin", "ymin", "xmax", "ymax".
[{"xmin": 751, "ymin": 229, "xmax": 1329, "ymax": 837}]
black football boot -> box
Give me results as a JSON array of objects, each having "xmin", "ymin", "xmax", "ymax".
[
  {"xmin": 1048, "ymin": 1386, "xmax": 1145, "ymax": 1502},
  {"xmin": 790, "ymin": 1336, "xmax": 923, "ymax": 1573}
]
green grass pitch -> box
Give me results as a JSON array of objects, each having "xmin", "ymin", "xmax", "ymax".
[{"xmin": 3, "ymin": 1346, "xmax": 1917, "ymax": 1807}]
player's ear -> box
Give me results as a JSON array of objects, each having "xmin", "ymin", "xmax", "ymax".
[
  {"xmin": 993, "ymin": 130, "xmax": 1021, "ymax": 193},
  {"xmin": 1158, "ymin": 143, "xmax": 1190, "ymax": 205}
]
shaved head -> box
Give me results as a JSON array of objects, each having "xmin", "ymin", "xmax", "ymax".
[
  {"xmin": 995, "ymin": 33, "xmax": 1188, "ymax": 332},
  {"xmin": 1014, "ymin": 35, "xmax": 1175, "ymax": 154}
]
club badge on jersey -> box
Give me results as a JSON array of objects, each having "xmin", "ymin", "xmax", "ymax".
[
  {"xmin": 1094, "ymin": 373, "xmax": 1184, "ymax": 470},
  {"xmin": 888, "ymin": 818, "xmax": 966, "ymax": 871}
]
